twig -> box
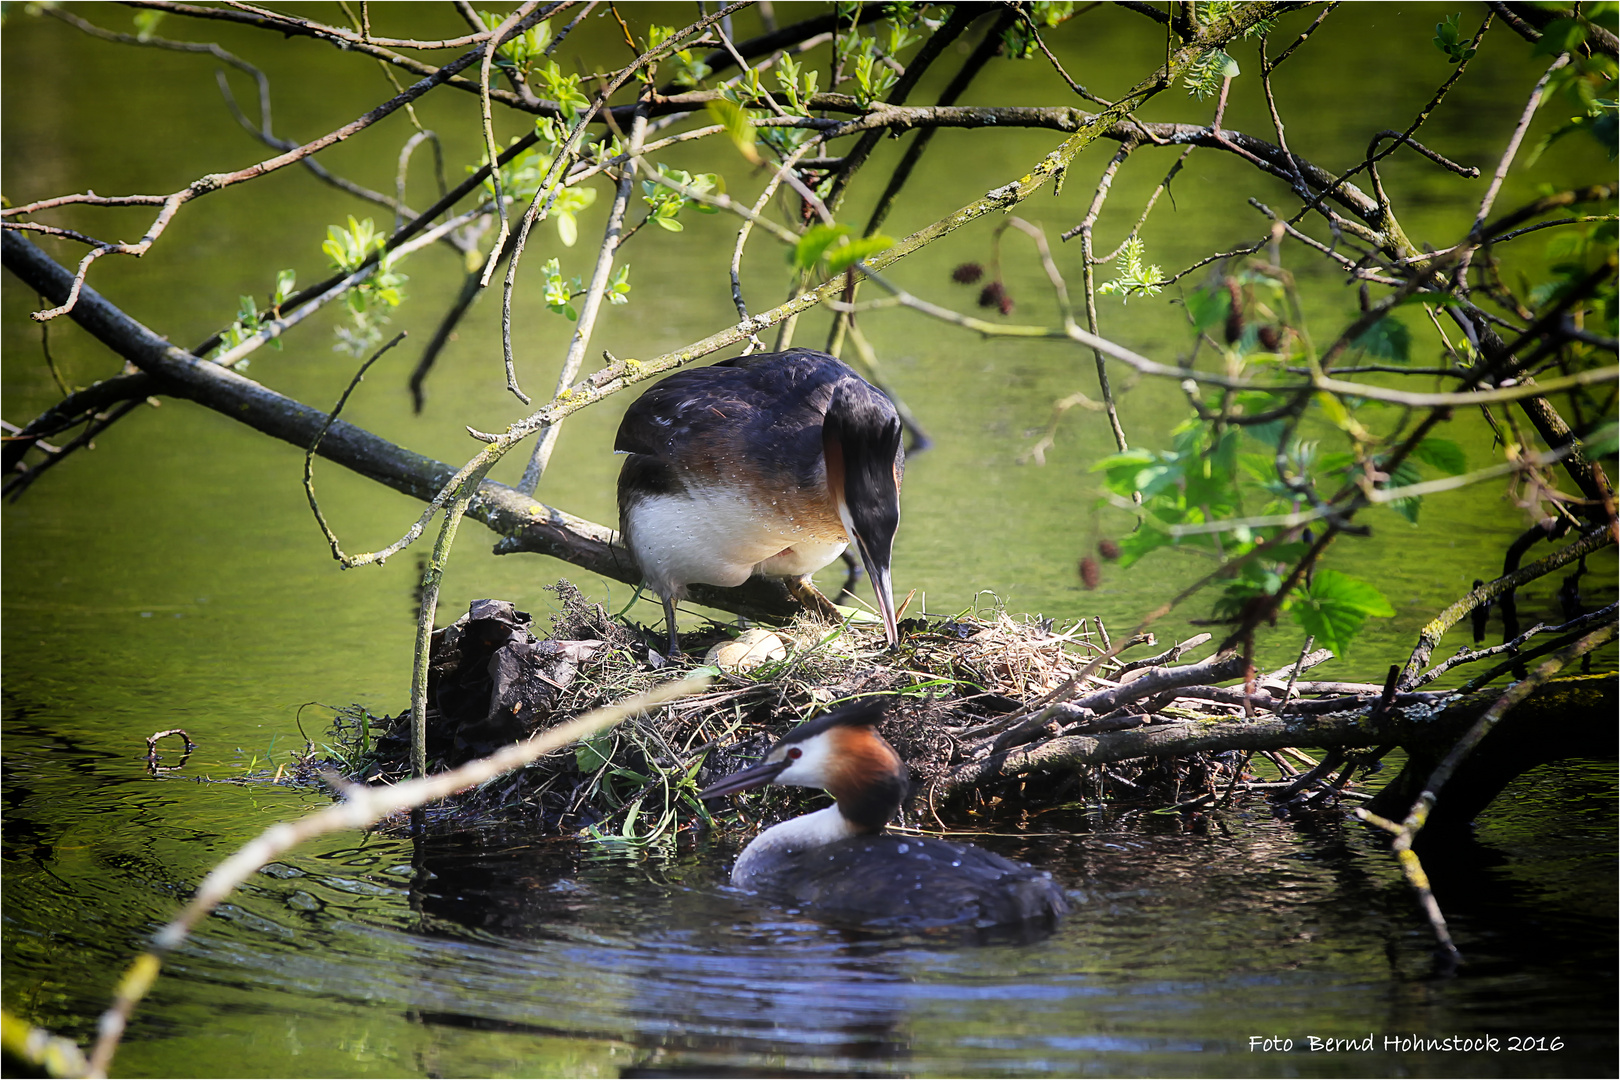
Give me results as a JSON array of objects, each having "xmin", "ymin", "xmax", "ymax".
[
  {"xmin": 517, "ymin": 108, "xmax": 649, "ymax": 495},
  {"xmin": 3, "ymin": 399, "xmax": 145, "ymax": 501},
  {"xmin": 304, "ymin": 333, "xmax": 409, "ymax": 562},
  {"xmin": 496, "ymin": 3, "xmax": 752, "ymax": 402},
  {"xmin": 15, "ymin": 19, "xmax": 533, "ymax": 322},
  {"xmin": 213, "ymin": 67, "xmax": 422, "ymax": 224},
  {"xmin": 1398, "ymin": 522, "xmax": 1615, "ymax": 684},
  {"xmin": 638, "ymin": 163, "xmax": 801, "ymax": 243},
  {"xmin": 1456, "ymin": 53, "xmax": 1571, "ymax": 285},
  {"xmin": 821, "ymin": 5, "xmax": 980, "ymax": 216},
  {"xmin": 1358, "ymin": 624, "xmax": 1617, "ymax": 965},
  {"xmin": 52, "ymin": 0, "xmax": 421, "ymax": 234},
  {"xmin": 144, "ymin": 728, "xmax": 197, "ymax": 770},
  {"xmin": 1454, "ymin": 611, "xmax": 1619, "ymax": 692},
  {"xmin": 1412, "ymin": 604, "xmax": 1615, "ymax": 687},
  {"xmin": 83, "ymin": 676, "xmax": 709, "ymax": 1079},
  {"xmin": 1279, "ymin": 11, "xmax": 1492, "ymax": 251},
  {"xmin": 1115, "ymin": 633, "xmax": 1213, "ymax": 676},
  {"xmin": 729, "ymin": 141, "xmax": 818, "ymax": 339},
  {"xmin": 210, "ymin": 206, "xmax": 476, "ymax": 372},
  {"xmin": 474, "ymin": 2, "xmax": 542, "ymax": 289},
  {"xmin": 862, "ymin": 7, "xmax": 1019, "ymax": 237},
  {"xmin": 857, "ymin": 265, "xmax": 1620, "ymax": 406}
]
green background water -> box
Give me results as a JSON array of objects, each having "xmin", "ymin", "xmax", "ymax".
[{"xmin": 3, "ymin": 3, "xmax": 1615, "ymax": 1076}]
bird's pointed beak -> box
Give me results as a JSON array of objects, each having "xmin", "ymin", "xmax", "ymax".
[
  {"xmin": 698, "ymin": 757, "xmax": 789, "ymax": 799},
  {"xmin": 825, "ymin": 389, "xmax": 904, "ymax": 649},
  {"xmin": 852, "ymin": 534, "xmax": 900, "ymax": 648}
]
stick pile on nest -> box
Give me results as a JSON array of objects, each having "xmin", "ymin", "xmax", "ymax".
[{"xmin": 337, "ymin": 581, "xmax": 1377, "ymax": 838}]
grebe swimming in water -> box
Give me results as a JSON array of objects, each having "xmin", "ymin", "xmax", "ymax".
[{"xmin": 699, "ymin": 700, "xmax": 1069, "ymax": 928}]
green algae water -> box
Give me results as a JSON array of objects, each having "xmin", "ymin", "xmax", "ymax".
[{"xmin": 3, "ymin": 4, "xmax": 1614, "ymax": 1076}]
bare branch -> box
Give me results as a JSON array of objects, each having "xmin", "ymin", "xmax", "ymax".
[
  {"xmin": 1398, "ymin": 522, "xmax": 1616, "ymax": 685},
  {"xmin": 84, "ymin": 675, "xmax": 710, "ymax": 1079},
  {"xmin": 518, "ymin": 109, "xmax": 650, "ymax": 495},
  {"xmin": 8, "ymin": 18, "xmax": 538, "ymax": 319}
]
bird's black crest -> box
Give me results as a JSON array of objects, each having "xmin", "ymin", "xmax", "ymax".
[{"xmin": 780, "ymin": 698, "xmax": 890, "ymax": 745}]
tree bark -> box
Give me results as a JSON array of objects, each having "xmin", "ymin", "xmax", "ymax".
[
  {"xmin": 1, "ymin": 230, "xmax": 804, "ymax": 622},
  {"xmin": 939, "ymin": 674, "xmax": 1617, "ymax": 803},
  {"xmin": 1362, "ymin": 673, "xmax": 1617, "ymax": 835}
]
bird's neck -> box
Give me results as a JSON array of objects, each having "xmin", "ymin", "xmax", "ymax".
[{"xmin": 731, "ymin": 804, "xmax": 865, "ymax": 888}]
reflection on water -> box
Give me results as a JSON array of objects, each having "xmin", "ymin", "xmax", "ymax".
[{"xmin": 7, "ymin": 745, "xmax": 1608, "ymax": 1078}]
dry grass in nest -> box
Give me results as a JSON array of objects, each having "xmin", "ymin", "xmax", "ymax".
[{"xmin": 333, "ymin": 582, "xmax": 1231, "ymax": 841}]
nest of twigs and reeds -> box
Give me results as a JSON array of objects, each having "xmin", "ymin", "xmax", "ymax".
[{"xmin": 331, "ymin": 581, "xmax": 1285, "ymax": 844}]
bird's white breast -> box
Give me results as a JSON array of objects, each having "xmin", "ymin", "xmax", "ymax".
[{"xmin": 624, "ymin": 484, "xmax": 848, "ymax": 596}]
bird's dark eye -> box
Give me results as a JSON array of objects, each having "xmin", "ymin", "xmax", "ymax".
[{"xmin": 786, "ymin": 747, "xmax": 802, "ymax": 760}]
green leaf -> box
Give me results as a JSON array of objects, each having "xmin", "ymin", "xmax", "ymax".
[
  {"xmin": 1533, "ymin": 17, "xmax": 1588, "ymax": 57},
  {"xmin": 1185, "ymin": 286, "xmax": 1232, "ymax": 336},
  {"xmin": 133, "ymin": 9, "xmax": 164, "ymax": 40},
  {"xmin": 607, "ymin": 264, "xmax": 632, "ymax": 305},
  {"xmin": 826, "ymin": 234, "xmax": 894, "ymax": 274},
  {"xmin": 272, "ymin": 268, "xmax": 296, "ymax": 306},
  {"xmin": 1351, "ymin": 316, "xmax": 1411, "ymax": 362},
  {"xmin": 1097, "ymin": 236, "xmax": 1164, "ymax": 302},
  {"xmin": 705, "ymin": 98, "xmax": 760, "ymax": 164},
  {"xmin": 1245, "ymin": 421, "xmax": 1288, "ymax": 448},
  {"xmin": 1432, "ymin": 13, "xmax": 1476, "ymax": 62},
  {"xmin": 1291, "ymin": 569, "xmax": 1395, "ymax": 658},
  {"xmin": 1091, "ymin": 447, "xmax": 1161, "ymax": 497},
  {"xmin": 1113, "ymin": 526, "xmax": 1171, "ymax": 569},
  {"xmin": 653, "ymin": 216, "xmax": 684, "ymax": 232},
  {"xmin": 1184, "ymin": 47, "xmax": 1239, "ymax": 99},
  {"xmin": 575, "ymin": 732, "xmax": 613, "ymax": 773},
  {"xmin": 793, "ymin": 223, "xmax": 851, "ymax": 270},
  {"xmin": 1385, "ymin": 458, "xmax": 1424, "ymax": 524},
  {"xmin": 1411, "ymin": 437, "xmax": 1466, "ymax": 475},
  {"xmin": 556, "ymin": 212, "xmax": 578, "ymax": 247}
]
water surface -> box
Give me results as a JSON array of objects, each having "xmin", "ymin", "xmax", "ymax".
[{"xmin": 3, "ymin": 4, "xmax": 1615, "ymax": 1077}]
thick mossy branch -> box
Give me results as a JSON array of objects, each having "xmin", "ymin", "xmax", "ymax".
[
  {"xmin": 0, "ymin": 231, "xmax": 812, "ymax": 621},
  {"xmin": 1364, "ymin": 672, "xmax": 1617, "ymax": 832},
  {"xmin": 938, "ymin": 674, "xmax": 1615, "ymax": 800},
  {"xmin": 1399, "ymin": 522, "xmax": 1615, "ymax": 684}
]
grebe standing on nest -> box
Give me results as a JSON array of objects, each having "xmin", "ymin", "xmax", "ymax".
[
  {"xmin": 699, "ymin": 700, "xmax": 1069, "ymax": 929},
  {"xmin": 615, "ymin": 349, "xmax": 904, "ymax": 655}
]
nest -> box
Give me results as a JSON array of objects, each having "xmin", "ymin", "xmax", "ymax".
[{"xmin": 337, "ymin": 582, "xmax": 1252, "ymax": 840}]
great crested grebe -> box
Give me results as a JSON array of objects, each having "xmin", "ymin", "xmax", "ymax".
[
  {"xmin": 699, "ymin": 700, "xmax": 1070, "ymax": 928},
  {"xmin": 615, "ymin": 349, "xmax": 904, "ymax": 655}
]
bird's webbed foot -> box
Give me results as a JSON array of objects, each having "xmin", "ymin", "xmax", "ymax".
[{"xmin": 787, "ymin": 574, "xmax": 845, "ymax": 623}]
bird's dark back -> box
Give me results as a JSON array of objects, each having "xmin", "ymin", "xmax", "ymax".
[
  {"xmin": 615, "ymin": 349, "xmax": 894, "ymax": 493},
  {"xmin": 747, "ymin": 833, "xmax": 1070, "ymax": 929}
]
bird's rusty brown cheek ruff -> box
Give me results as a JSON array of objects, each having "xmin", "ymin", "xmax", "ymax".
[
  {"xmin": 822, "ymin": 430, "xmax": 846, "ymax": 514},
  {"xmin": 823, "ymin": 725, "xmax": 909, "ymax": 833}
]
